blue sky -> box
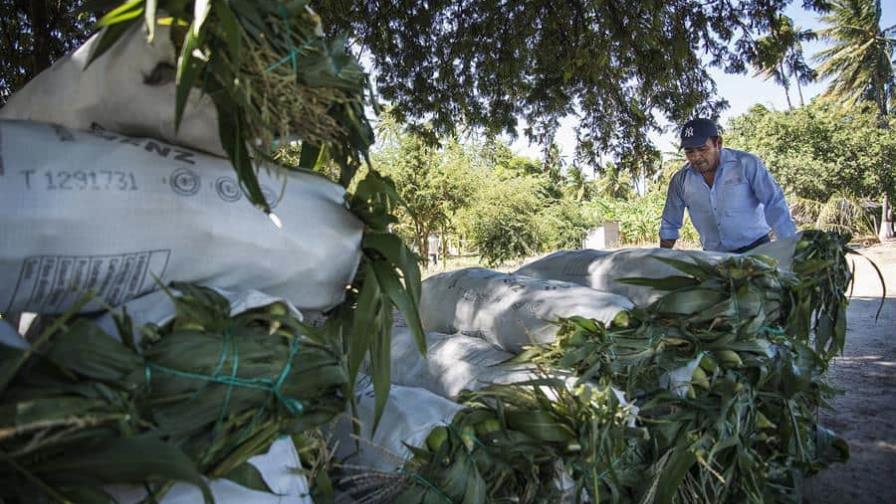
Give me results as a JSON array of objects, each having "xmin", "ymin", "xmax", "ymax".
[{"xmin": 510, "ymin": 2, "xmax": 896, "ymax": 167}]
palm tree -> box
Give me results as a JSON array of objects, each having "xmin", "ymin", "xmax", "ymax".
[
  {"xmin": 595, "ymin": 161, "xmax": 634, "ymax": 201},
  {"xmin": 815, "ymin": 0, "xmax": 896, "ymax": 240},
  {"xmin": 750, "ymin": 15, "xmax": 817, "ymax": 109},
  {"xmin": 564, "ymin": 164, "xmax": 592, "ymax": 202}
]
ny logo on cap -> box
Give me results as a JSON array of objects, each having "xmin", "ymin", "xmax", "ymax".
[{"xmin": 684, "ymin": 127, "xmax": 694, "ymax": 138}]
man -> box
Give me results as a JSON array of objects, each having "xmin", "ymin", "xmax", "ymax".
[{"xmin": 659, "ymin": 118, "xmax": 796, "ymax": 253}]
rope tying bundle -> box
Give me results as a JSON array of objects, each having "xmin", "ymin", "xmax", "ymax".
[{"xmin": 144, "ymin": 329, "xmax": 305, "ymax": 427}]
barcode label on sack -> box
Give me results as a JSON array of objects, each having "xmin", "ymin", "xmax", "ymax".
[{"xmin": 4, "ymin": 250, "xmax": 170, "ymax": 313}]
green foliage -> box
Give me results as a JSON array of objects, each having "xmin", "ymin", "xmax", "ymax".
[
  {"xmin": 725, "ymin": 100, "xmax": 896, "ymax": 202},
  {"xmin": 369, "ymin": 123, "xmax": 609, "ymax": 266},
  {"xmin": 0, "ymin": 1, "xmax": 96, "ymax": 103},
  {"xmin": 372, "ymin": 130, "xmax": 479, "ymax": 259},
  {"xmin": 814, "ymin": 0, "xmax": 895, "ymax": 239},
  {"xmin": 536, "ymin": 199, "xmax": 602, "ymax": 251},
  {"xmin": 314, "ymin": 0, "xmax": 830, "ymax": 161},
  {"xmin": 815, "ymin": 0, "xmax": 895, "ymax": 117},
  {"xmin": 392, "ymin": 382, "xmax": 632, "ymax": 503},
  {"xmin": 91, "ymin": 0, "xmax": 374, "ymax": 212},
  {"xmin": 516, "ymin": 234, "xmax": 858, "ymax": 502},
  {"xmin": 601, "ymin": 188, "xmax": 700, "ymax": 246},
  {"xmin": 594, "ymin": 162, "xmax": 635, "ymax": 200},
  {"xmin": 747, "ymin": 14, "xmax": 816, "ymax": 108},
  {"xmin": 457, "ymin": 175, "xmax": 545, "ymax": 266}
]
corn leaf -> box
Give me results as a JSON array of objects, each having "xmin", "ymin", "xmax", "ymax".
[
  {"xmin": 363, "ymin": 232, "xmax": 425, "ymax": 353},
  {"xmin": 653, "ymin": 447, "xmax": 697, "ymax": 504},
  {"xmin": 37, "ymin": 436, "xmax": 212, "ymax": 503},
  {"xmin": 95, "ymin": 0, "xmax": 144, "ymax": 28},
  {"xmin": 212, "ymin": 94, "xmax": 270, "ymax": 212},
  {"xmin": 144, "ymin": 0, "xmax": 157, "ymax": 41},
  {"xmin": 222, "ymin": 462, "xmax": 275, "ymax": 494}
]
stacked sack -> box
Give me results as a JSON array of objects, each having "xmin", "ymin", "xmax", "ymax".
[
  {"xmin": 331, "ymin": 231, "xmax": 855, "ymax": 503},
  {"xmin": 0, "ymin": 9, "xmax": 371, "ymax": 503}
]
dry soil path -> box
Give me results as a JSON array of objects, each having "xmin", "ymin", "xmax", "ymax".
[{"xmin": 803, "ymin": 242, "xmax": 896, "ymax": 504}]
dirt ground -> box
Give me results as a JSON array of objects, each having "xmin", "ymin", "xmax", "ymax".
[{"xmin": 802, "ymin": 241, "xmax": 896, "ymax": 504}]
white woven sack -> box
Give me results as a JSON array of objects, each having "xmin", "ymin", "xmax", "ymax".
[
  {"xmin": 105, "ymin": 437, "xmax": 312, "ymax": 504},
  {"xmin": 388, "ymin": 326, "xmax": 548, "ymax": 400},
  {"xmin": 420, "ymin": 268, "xmax": 633, "ymax": 353},
  {"xmin": 515, "ymin": 248, "xmax": 732, "ymax": 307},
  {"xmin": 0, "ymin": 120, "xmax": 362, "ymax": 315},
  {"xmin": 0, "ymin": 320, "xmax": 25, "ymax": 349},
  {"xmin": 0, "ymin": 24, "xmax": 224, "ymax": 156},
  {"xmin": 747, "ymin": 234, "xmax": 801, "ymax": 270},
  {"xmin": 329, "ymin": 378, "xmax": 463, "ymax": 473},
  {"xmin": 515, "ymin": 238, "xmax": 801, "ymax": 307}
]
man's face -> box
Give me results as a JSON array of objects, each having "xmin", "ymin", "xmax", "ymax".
[{"xmin": 683, "ymin": 138, "xmax": 722, "ymax": 173}]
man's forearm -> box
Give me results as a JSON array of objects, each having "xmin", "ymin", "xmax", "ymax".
[{"xmin": 659, "ymin": 238, "xmax": 676, "ymax": 249}]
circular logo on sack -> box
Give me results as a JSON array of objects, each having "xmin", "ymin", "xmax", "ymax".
[
  {"xmin": 170, "ymin": 168, "xmax": 200, "ymax": 196},
  {"xmin": 215, "ymin": 176, "xmax": 241, "ymax": 202}
]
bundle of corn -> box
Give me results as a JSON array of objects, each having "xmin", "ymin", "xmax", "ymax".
[
  {"xmin": 783, "ymin": 230, "xmax": 884, "ymax": 362},
  {"xmin": 91, "ymin": 0, "xmax": 375, "ymax": 210},
  {"xmin": 517, "ymin": 252, "xmax": 850, "ymax": 503},
  {"xmin": 342, "ymin": 380, "xmax": 635, "ymax": 504},
  {"xmin": 0, "ymin": 283, "xmax": 347, "ymax": 502},
  {"xmin": 292, "ymin": 429, "xmax": 337, "ymax": 503},
  {"xmin": 66, "ymin": 1, "xmax": 427, "ymax": 429}
]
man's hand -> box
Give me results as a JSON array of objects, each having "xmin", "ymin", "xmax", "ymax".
[{"xmin": 659, "ymin": 238, "xmax": 676, "ymax": 249}]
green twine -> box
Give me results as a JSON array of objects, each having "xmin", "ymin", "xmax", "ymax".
[
  {"xmin": 144, "ymin": 331, "xmax": 305, "ymax": 421},
  {"xmin": 265, "ymin": 38, "xmax": 315, "ymax": 73},
  {"xmin": 264, "ymin": 4, "xmax": 314, "ymax": 74},
  {"xmin": 279, "ymin": 3, "xmax": 297, "ymax": 74},
  {"xmin": 762, "ymin": 326, "xmax": 786, "ymax": 336}
]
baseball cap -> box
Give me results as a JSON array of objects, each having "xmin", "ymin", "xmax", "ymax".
[{"xmin": 679, "ymin": 118, "xmax": 719, "ymax": 149}]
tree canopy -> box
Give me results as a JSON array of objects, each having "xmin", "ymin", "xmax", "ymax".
[
  {"xmin": 315, "ymin": 0, "xmax": 829, "ymax": 160},
  {"xmin": 0, "ymin": 0, "xmax": 95, "ymax": 103},
  {"xmin": 725, "ymin": 99, "xmax": 896, "ymax": 203},
  {"xmin": 815, "ymin": 0, "xmax": 895, "ymax": 118},
  {"xmin": 814, "ymin": 0, "xmax": 895, "ymax": 238},
  {"xmin": 748, "ymin": 14, "xmax": 817, "ymax": 108}
]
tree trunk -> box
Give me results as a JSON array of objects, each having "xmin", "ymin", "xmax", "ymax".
[
  {"xmin": 779, "ymin": 63, "xmax": 793, "ymax": 110},
  {"xmin": 441, "ymin": 222, "xmax": 449, "ymax": 271},
  {"xmin": 28, "ymin": 0, "xmax": 51, "ymax": 77},
  {"xmin": 880, "ymin": 112, "xmax": 893, "ymax": 241},
  {"xmin": 414, "ymin": 220, "xmax": 428, "ymax": 265},
  {"xmin": 880, "ymin": 192, "xmax": 894, "ymax": 241},
  {"xmin": 795, "ymin": 76, "xmax": 804, "ymax": 107}
]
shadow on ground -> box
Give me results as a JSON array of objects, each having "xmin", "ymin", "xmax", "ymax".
[{"xmin": 803, "ymin": 297, "xmax": 896, "ymax": 504}]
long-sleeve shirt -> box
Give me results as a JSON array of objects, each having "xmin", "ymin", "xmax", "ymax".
[{"xmin": 659, "ymin": 148, "xmax": 796, "ymax": 252}]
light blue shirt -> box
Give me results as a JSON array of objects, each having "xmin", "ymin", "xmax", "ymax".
[{"xmin": 660, "ymin": 148, "xmax": 796, "ymax": 252}]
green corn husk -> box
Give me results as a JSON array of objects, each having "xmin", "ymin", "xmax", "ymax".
[
  {"xmin": 341, "ymin": 380, "xmax": 636, "ymax": 504},
  {"xmin": 90, "ymin": 0, "xmax": 375, "ymax": 210},
  {"xmin": 515, "ymin": 234, "xmax": 856, "ymax": 503},
  {"xmin": 0, "ymin": 283, "xmax": 348, "ymax": 503},
  {"xmin": 0, "ymin": 323, "xmax": 214, "ymax": 503},
  {"xmin": 138, "ymin": 283, "xmax": 348, "ymax": 478},
  {"xmin": 292, "ymin": 429, "xmax": 337, "ymax": 504},
  {"xmin": 781, "ymin": 230, "xmax": 884, "ymax": 362}
]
